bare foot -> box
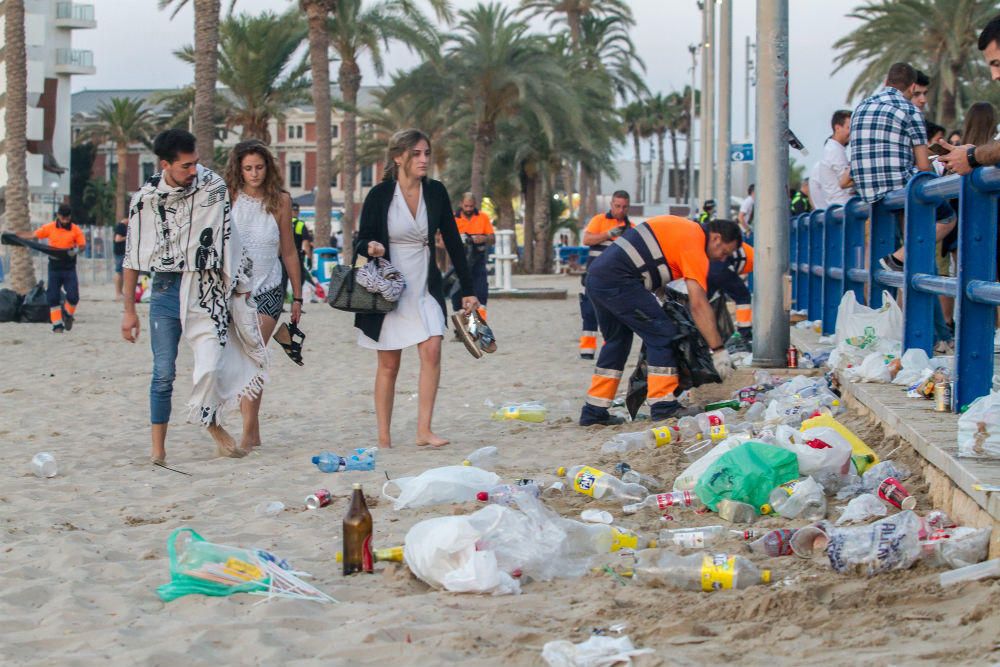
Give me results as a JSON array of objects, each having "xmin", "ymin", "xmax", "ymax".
[
  {"xmin": 208, "ymin": 424, "xmax": 246, "ymax": 458},
  {"xmin": 378, "ymin": 442, "xmax": 393, "ymax": 449},
  {"xmin": 416, "ymin": 432, "xmax": 449, "ymax": 447}
]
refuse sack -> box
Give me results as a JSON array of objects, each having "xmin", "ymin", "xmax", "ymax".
[
  {"xmin": 833, "ymin": 290, "xmax": 903, "ymax": 348},
  {"xmin": 0, "ymin": 288, "xmax": 22, "ymax": 322},
  {"xmin": 19, "ymin": 281, "xmax": 52, "ymax": 323},
  {"xmin": 625, "ymin": 296, "xmax": 721, "ymax": 419},
  {"xmin": 957, "ymin": 390, "xmax": 1000, "ymax": 458},
  {"xmin": 382, "ymin": 465, "xmax": 500, "ymax": 510},
  {"xmin": 823, "ymin": 510, "xmax": 924, "ymax": 576},
  {"xmin": 694, "ymin": 441, "xmax": 799, "ymax": 513},
  {"xmin": 773, "ymin": 425, "xmax": 853, "ymax": 478}
]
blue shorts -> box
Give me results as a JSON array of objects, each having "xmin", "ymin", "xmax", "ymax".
[{"xmin": 114, "ymin": 255, "xmax": 124, "ymax": 274}]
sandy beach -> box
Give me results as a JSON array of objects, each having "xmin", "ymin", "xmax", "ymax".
[{"xmin": 1, "ymin": 274, "xmax": 997, "ymax": 666}]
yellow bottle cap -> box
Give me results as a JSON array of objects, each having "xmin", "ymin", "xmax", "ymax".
[
  {"xmin": 556, "ymin": 466, "xmax": 566, "ymax": 477},
  {"xmin": 761, "ymin": 569, "xmax": 772, "ymax": 584},
  {"xmin": 647, "ymin": 538, "xmax": 658, "ymax": 548},
  {"xmin": 462, "ymin": 460, "xmax": 471, "ymax": 466},
  {"xmin": 334, "ymin": 551, "xmax": 343, "ymax": 563},
  {"xmin": 759, "ymin": 503, "xmax": 772, "ymax": 515},
  {"xmin": 832, "ymin": 399, "xmax": 841, "ymax": 406}
]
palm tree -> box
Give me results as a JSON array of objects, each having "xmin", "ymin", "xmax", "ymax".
[
  {"xmin": 646, "ymin": 94, "xmax": 668, "ymax": 204},
  {"xmin": 662, "ymin": 90, "xmax": 689, "ymax": 203},
  {"xmin": 519, "ymin": 0, "xmax": 632, "ymax": 49},
  {"xmin": 833, "ymin": 0, "xmax": 999, "ymax": 127},
  {"xmin": 681, "ymin": 85, "xmax": 699, "ymax": 201},
  {"xmin": 301, "ymin": 0, "xmax": 334, "ymax": 247},
  {"xmin": 77, "ymin": 98, "xmax": 159, "ymax": 222},
  {"xmin": 622, "ymin": 101, "xmax": 647, "ymax": 202},
  {"xmin": 327, "ymin": 0, "xmax": 444, "ymax": 255},
  {"xmin": 3, "ymin": 0, "xmax": 35, "ymax": 293},
  {"xmin": 83, "ymin": 177, "xmax": 117, "ymax": 228},
  {"xmin": 158, "ymin": 0, "xmax": 237, "ymax": 168},
  {"xmin": 178, "ymin": 10, "xmax": 310, "ymax": 143}
]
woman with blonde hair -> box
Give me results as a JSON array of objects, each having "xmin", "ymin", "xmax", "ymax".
[
  {"xmin": 224, "ymin": 139, "xmax": 302, "ymax": 452},
  {"xmin": 355, "ymin": 128, "xmax": 477, "ymax": 448}
]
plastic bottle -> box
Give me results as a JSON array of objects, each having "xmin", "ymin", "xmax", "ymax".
[
  {"xmin": 623, "ymin": 490, "xmax": 704, "ymax": 514},
  {"xmin": 619, "ymin": 466, "xmax": 664, "ymax": 492},
  {"xmin": 705, "ymin": 399, "xmax": 742, "ymax": 411},
  {"xmin": 717, "ymin": 499, "xmax": 756, "ymax": 523},
  {"xmin": 677, "ymin": 416, "xmax": 702, "ymax": 440},
  {"xmin": 939, "ymin": 558, "xmax": 1000, "ymax": 586},
  {"xmin": 658, "ymin": 525, "xmax": 729, "ymax": 549},
  {"xmin": 312, "ymin": 452, "xmax": 376, "ymax": 472},
  {"xmin": 744, "ymin": 401, "xmax": 766, "ymax": 424},
  {"xmin": 462, "ymin": 446, "xmax": 498, "ymax": 468},
  {"xmin": 766, "ymin": 477, "xmax": 827, "ymax": 520},
  {"xmin": 566, "ymin": 522, "xmax": 645, "ymax": 553},
  {"xmin": 335, "ymin": 546, "xmax": 404, "ymax": 564},
  {"xmin": 491, "ymin": 402, "xmax": 547, "ymax": 422},
  {"xmin": 476, "ymin": 482, "xmax": 541, "ymax": 506},
  {"xmin": 634, "ymin": 550, "xmax": 772, "ymax": 591},
  {"xmin": 747, "ymin": 529, "xmax": 796, "ymax": 557},
  {"xmin": 254, "ymin": 501, "xmax": 285, "ymax": 517},
  {"xmin": 31, "ymin": 452, "xmax": 57, "ymax": 478},
  {"xmin": 557, "ymin": 465, "xmax": 647, "ymax": 501},
  {"xmin": 601, "ymin": 425, "xmax": 682, "ymax": 453}
]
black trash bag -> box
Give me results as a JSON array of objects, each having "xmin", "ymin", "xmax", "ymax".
[
  {"xmin": 0, "ymin": 288, "xmax": 23, "ymax": 322},
  {"xmin": 20, "ymin": 281, "xmax": 52, "ymax": 323},
  {"xmin": 625, "ymin": 296, "xmax": 722, "ymax": 419}
]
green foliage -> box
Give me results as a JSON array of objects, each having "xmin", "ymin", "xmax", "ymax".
[{"xmin": 83, "ymin": 177, "xmax": 117, "ymax": 228}]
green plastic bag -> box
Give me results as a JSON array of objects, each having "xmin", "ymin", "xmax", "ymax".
[
  {"xmin": 157, "ymin": 527, "xmax": 269, "ymax": 602},
  {"xmin": 694, "ymin": 441, "xmax": 799, "ymax": 513}
]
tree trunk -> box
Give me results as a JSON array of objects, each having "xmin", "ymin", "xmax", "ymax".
[
  {"xmin": 632, "ymin": 130, "xmax": 642, "ymax": 202},
  {"xmin": 496, "ymin": 193, "xmax": 515, "ymax": 230},
  {"xmin": 589, "ymin": 171, "xmax": 599, "ymax": 216},
  {"xmin": 339, "ymin": 58, "xmax": 361, "ymax": 256},
  {"xmin": 532, "ymin": 171, "xmax": 550, "ymax": 274},
  {"xmin": 304, "ymin": 0, "xmax": 332, "ymax": 247},
  {"xmin": 114, "ymin": 143, "xmax": 128, "ymax": 223},
  {"xmin": 563, "ymin": 162, "xmax": 576, "ymax": 219},
  {"xmin": 578, "ymin": 164, "xmax": 590, "ymax": 226},
  {"xmin": 655, "ymin": 131, "xmax": 666, "ymax": 204},
  {"xmin": 567, "ymin": 11, "xmax": 581, "ymax": 49},
  {"xmin": 684, "ymin": 129, "xmax": 692, "ymax": 201},
  {"xmin": 469, "ymin": 121, "xmax": 493, "ymax": 203},
  {"xmin": 4, "ymin": 0, "xmax": 36, "ymax": 294},
  {"xmin": 193, "ymin": 0, "xmax": 220, "ymax": 168},
  {"xmin": 522, "ymin": 167, "xmax": 536, "ymax": 271},
  {"xmin": 669, "ymin": 129, "xmax": 681, "ymax": 203}
]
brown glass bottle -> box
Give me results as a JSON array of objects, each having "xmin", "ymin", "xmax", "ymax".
[{"xmin": 342, "ymin": 482, "xmax": 373, "ymax": 575}]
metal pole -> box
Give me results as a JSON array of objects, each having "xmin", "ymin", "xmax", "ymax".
[
  {"xmin": 688, "ymin": 44, "xmax": 697, "ymax": 211},
  {"xmin": 715, "ymin": 0, "xmax": 732, "ymax": 219},
  {"xmin": 753, "ymin": 0, "xmax": 790, "ymax": 366},
  {"xmin": 744, "ymin": 35, "xmax": 752, "ymax": 140},
  {"xmin": 698, "ymin": 3, "xmax": 708, "ymax": 207},
  {"xmin": 699, "ymin": 1, "xmax": 715, "ymax": 206}
]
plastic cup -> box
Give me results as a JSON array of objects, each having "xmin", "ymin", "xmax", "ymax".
[
  {"xmin": 682, "ymin": 439, "xmax": 713, "ymax": 463},
  {"xmin": 790, "ymin": 525, "xmax": 829, "ymax": 559},
  {"xmin": 31, "ymin": 452, "xmax": 57, "ymax": 478}
]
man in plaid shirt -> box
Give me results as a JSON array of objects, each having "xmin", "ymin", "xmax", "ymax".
[{"xmin": 851, "ymin": 62, "xmax": 955, "ymax": 272}]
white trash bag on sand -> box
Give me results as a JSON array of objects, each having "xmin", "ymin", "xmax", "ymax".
[
  {"xmin": 958, "ymin": 390, "xmax": 1000, "ymax": 459},
  {"xmin": 774, "ymin": 425, "xmax": 853, "ymax": 478},
  {"xmin": 383, "ymin": 465, "xmax": 500, "ymax": 510},
  {"xmin": 542, "ymin": 635, "xmax": 654, "ymax": 667}
]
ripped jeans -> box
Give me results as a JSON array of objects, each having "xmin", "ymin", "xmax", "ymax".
[{"xmin": 149, "ymin": 272, "xmax": 182, "ymax": 424}]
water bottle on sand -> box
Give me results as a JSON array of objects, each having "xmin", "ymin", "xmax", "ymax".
[
  {"xmin": 557, "ymin": 465, "xmax": 647, "ymax": 501},
  {"xmin": 600, "ymin": 425, "xmax": 682, "ymax": 454},
  {"xmin": 658, "ymin": 525, "xmax": 729, "ymax": 548},
  {"xmin": 312, "ymin": 452, "xmax": 375, "ymax": 473},
  {"xmin": 31, "ymin": 452, "xmax": 57, "ymax": 478},
  {"xmin": 766, "ymin": 477, "xmax": 827, "ymax": 520},
  {"xmin": 634, "ymin": 550, "xmax": 772, "ymax": 591},
  {"xmin": 491, "ymin": 403, "xmax": 547, "ymax": 422},
  {"xmin": 463, "ymin": 446, "xmax": 498, "ymax": 468},
  {"xmin": 747, "ymin": 529, "xmax": 796, "ymax": 557},
  {"xmin": 476, "ymin": 482, "xmax": 541, "ymax": 506},
  {"xmin": 623, "ymin": 490, "xmax": 703, "ymax": 514}
]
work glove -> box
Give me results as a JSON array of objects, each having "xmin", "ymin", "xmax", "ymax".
[
  {"xmin": 67, "ymin": 247, "xmax": 79, "ymax": 258},
  {"xmin": 608, "ymin": 224, "xmax": 626, "ymax": 239},
  {"xmin": 711, "ymin": 348, "xmax": 734, "ymax": 382}
]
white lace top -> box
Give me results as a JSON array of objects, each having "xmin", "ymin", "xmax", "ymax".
[{"xmin": 232, "ymin": 193, "xmax": 282, "ymax": 295}]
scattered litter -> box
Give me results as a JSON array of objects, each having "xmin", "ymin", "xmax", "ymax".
[
  {"xmin": 382, "ymin": 465, "xmax": 500, "ymax": 510},
  {"xmin": 939, "ymin": 558, "xmax": 1000, "ymax": 586},
  {"xmin": 254, "ymin": 501, "xmax": 285, "ymax": 517},
  {"xmin": 541, "ymin": 635, "xmax": 654, "ymax": 667},
  {"xmin": 30, "ymin": 452, "xmax": 57, "ymax": 478},
  {"xmin": 835, "ymin": 494, "xmax": 887, "ymax": 525},
  {"xmin": 491, "ymin": 401, "xmax": 547, "ymax": 422}
]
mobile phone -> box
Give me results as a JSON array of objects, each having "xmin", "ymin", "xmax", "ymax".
[{"xmin": 928, "ymin": 142, "xmax": 949, "ymax": 156}]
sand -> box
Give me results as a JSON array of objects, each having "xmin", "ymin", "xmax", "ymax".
[{"xmin": 1, "ymin": 274, "xmax": 997, "ymax": 666}]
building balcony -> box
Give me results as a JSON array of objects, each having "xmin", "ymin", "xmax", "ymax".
[
  {"xmin": 54, "ymin": 48, "xmax": 95, "ymax": 75},
  {"xmin": 54, "ymin": 2, "xmax": 96, "ymax": 29}
]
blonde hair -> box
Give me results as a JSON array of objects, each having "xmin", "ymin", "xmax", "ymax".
[
  {"xmin": 382, "ymin": 128, "xmax": 431, "ymax": 182},
  {"xmin": 224, "ymin": 140, "xmax": 287, "ymax": 215}
]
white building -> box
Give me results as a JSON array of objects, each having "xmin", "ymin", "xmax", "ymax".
[{"xmin": 0, "ymin": 1, "xmax": 96, "ymax": 224}]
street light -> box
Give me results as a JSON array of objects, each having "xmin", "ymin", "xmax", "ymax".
[{"xmin": 50, "ymin": 181, "xmax": 59, "ymax": 219}]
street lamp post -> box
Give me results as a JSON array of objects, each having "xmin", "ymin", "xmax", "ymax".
[{"xmin": 50, "ymin": 181, "xmax": 59, "ymax": 219}]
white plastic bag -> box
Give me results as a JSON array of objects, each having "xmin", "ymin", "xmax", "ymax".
[
  {"xmin": 922, "ymin": 527, "xmax": 992, "ymax": 569},
  {"xmin": 958, "ymin": 390, "xmax": 1000, "ymax": 458},
  {"xmin": 773, "ymin": 425, "xmax": 853, "ymax": 477},
  {"xmin": 383, "ymin": 465, "xmax": 500, "ymax": 510},
  {"xmin": 892, "ymin": 348, "xmax": 931, "ymax": 386},
  {"xmin": 824, "ymin": 510, "xmax": 924, "ymax": 575},
  {"xmin": 842, "ymin": 349, "xmax": 899, "ymax": 383},
  {"xmin": 673, "ymin": 435, "xmax": 749, "ymax": 491},
  {"xmin": 541, "ymin": 635, "xmax": 654, "ymax": 667},
  {"xmin": 835, "ymin": 493, "xmax": 887, "ymax": 525},
  {"xmin": 833, "ymin": 291, "xmax": 903, "ymax": 348}
]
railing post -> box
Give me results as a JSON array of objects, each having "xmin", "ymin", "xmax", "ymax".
[
  {"xmin": 901, "ymin": 172, "xmax": 937, "ymax": 355},
  {"xmin": 868, "ymin": 200, "xmax": 895, "ymax": 308},
  {"xmin": 955, "ymin": 170, "xmax": 998, "ymax": 410},
  {"xmin": 822, "ymin": 205, "xmax": 843, "ymax": 335},
  {"xmin": 843, "ymin": 196, "xmax": 866, "ymax": 303},
  {"xmin": 797, "ymin": 212, "xmax": 809, "ymax": 312},
  {"xmin": 790, "ymin": 215, "xmax": 799, "ymax": 309},
  {"xmin": 808, "ymin": 209, "xmax": 824, "ymax": 321}
]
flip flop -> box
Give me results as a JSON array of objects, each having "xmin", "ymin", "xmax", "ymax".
[
  {"xmin": 450, "ymin": 310, "xmax": 498, "ymax": 359},
  {"xmin": 273, "ymin": 322, "xmax": 305, "ymax": 366}
]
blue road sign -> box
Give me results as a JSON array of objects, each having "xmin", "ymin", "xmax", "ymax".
[{"xmin": 730, "ymin": 143, "xmax": 754, "ymax": 162}]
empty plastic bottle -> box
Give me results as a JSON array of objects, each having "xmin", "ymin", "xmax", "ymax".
[
  {"xmin": 566, "ymin": 523, "xmax": 645, "ymax": 553},
  {"xmin": 747, "ymin": 529, "xmax": 797, "ymax": 557},
  {"xmin": 617, "ymin": 465, "xmax": 664, "ymax": 492},
  {"xmin": 557, "ymin": 465, "xmax": 647, "ymax": 501},
  {"xmin": 744, "ymin": 401, "xmax": 767, "ymax": 424},
  {"xmin": 717, "ymin": 499, "xmax": 756, "ymax": 523},
  {"xmin": 491, "ymin": 402, "xmax": 547, "ymax": 422},
  {"xmin": 312, "ymin": 451, "xmax": 376, "ymax": 473},
  {"xmin": 463, "ymin": 446, "xmax": 498, "ymax": 468},
  {"xmin": 476, "ymin": 482, "xmax": 541, "ymax": 506},
  {"xmin": 31, "ymin": 452, "xmax": 57, "ymax": 478},
  {"xmin": 623, "ymin": 490, "xmax": 704, "ymax": 514},
  {"xmin": 767, "ymin": 477, "xmax": 827, "ymax": 521},
  {"xmin": 659, "ymin": 525, "xmax": 730, "ymax": 549},
  {"xmin": 677, "ymin": 416, "xmax": 702, "ymax": 440},
  {"xmin": 600, "ymin": 425, "xmax": 682, "ymax": 454},
  {"xmin": 634, "ymin": 550, "xmax": 772, "ymax": 591}
]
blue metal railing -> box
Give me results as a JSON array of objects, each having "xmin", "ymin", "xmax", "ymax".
[{"xmin": 790, "ymin": 167, "xmax": 1000, "ymax": 411}]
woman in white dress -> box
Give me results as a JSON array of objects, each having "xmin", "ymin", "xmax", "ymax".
[
  {"xmin": 225, "ymin": 140, "xmax": 302, "ymax": 452},
  {"xmin": 355, "ymin": 129, "xmax": 478, "ymax": 448}
]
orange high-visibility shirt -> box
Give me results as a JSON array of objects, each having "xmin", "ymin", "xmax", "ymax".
[
  {"xmin": 584, "ymin": 213, "xmax": 631, "ymax": 237},
  {"xmin": 645, "ymin": 215, "xmax": 710, "ymax": 291},
  {"xmin": 455, "ymin": 211, "xmax": 495, "ymax": 236},
  {"xmin": 34, "ymin": 221, "xmax": 86, "ymax": 250}
]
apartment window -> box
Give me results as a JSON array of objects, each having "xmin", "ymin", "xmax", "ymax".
[
  {"xmin": 289, "ymin": 160, "xmax": 303, "ymax": 187},
  {"xmin": 142, "ymin": 162, "xmax": 155, "ymax": 182},
  {"xmin": 360, "ymin": 164, "xmax": 373, "ymax": 188},
  {"xmin": 332, "ymin": 124, "xmax": 339, "ymax": 139},
  {"xmin": 330, "ymin": 173, "xmax": 337, "ymax": 188},
  {"xmin": 287, "ymin": 124, "xmax": 304, "ymax": 140}
]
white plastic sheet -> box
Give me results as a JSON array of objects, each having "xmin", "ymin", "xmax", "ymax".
[
  {"xmin": 382, "ymin": 466, "xmax": 500, "ymax": 510},
  {"xmin": 958, "ymin": 390, "xmax": 1000, "ymax": 459}
]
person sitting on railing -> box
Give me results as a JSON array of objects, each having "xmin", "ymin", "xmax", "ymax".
[{"xmin": 850, "ymin": 62, "xmax": 956, "ymax": 273}]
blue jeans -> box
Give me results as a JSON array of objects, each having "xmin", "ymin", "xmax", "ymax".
[{"xmin": 149, "ymin": 272, "xmax": 182, "ymax": 424}]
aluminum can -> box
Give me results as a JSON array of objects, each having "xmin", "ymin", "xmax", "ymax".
[
  {"xmin": 934, "ymin": 382, "xmax": 951, "ymax": 412},
  {"xmin": 305, "ymin": 488, "xmax": 333, "ymax": 510},
  {"xmin": 786, "ymin": 346, "xmax": 799, "ymax": 368}
]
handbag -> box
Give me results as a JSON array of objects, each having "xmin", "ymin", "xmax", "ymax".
[{"xmin": 326, "ymin": 260, "xmax": 397, "ymax": 314}]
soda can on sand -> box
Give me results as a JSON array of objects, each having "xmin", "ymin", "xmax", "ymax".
[
  {"xmin": 306, "ymin": 489, "xmax": 333, "ymax": 509},
  {"xmin": 877, "ymin": 477, "xmax": 917, "ymax": 510},
  {"xmin": 934, "ymin": 382, "xmax": 951, "ymax": 412},
  {"xmin": 786, "ymin": 346, "xmax": 799, "ymax": 368}
]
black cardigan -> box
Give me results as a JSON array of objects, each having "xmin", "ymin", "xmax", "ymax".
[{"xmin": 353, "ymin": 178, "xmax": 474, "ymax": 342}]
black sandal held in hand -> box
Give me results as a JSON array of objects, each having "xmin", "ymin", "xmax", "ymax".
[{"xmin": 273, "ymin": 322, "xmax": 305, "ymax": 366}]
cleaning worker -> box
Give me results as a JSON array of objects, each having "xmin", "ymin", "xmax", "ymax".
[
  {"xmin": 709, "ymin": 241, "xmax": 754, "ymax": 342},
  {"xmin": 697, "ymin": 199, "xmax": 716, "ymax": 224},
  {"xmin": 451, "ymin": 192, "xmax": 494, "ymax": 318},
  {"xmin": 580, "ymin": 216, "xmax": 740, "ymax": 426},
  {"xmin": 17, "ymin": 203, "xmax": 86, "ymax": 333},
  {"xmin": 578, "ymin": 190, "xmax": 632, "ymax": 359}
]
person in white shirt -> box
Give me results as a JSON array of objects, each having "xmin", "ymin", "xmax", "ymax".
[
  {"xmin": 816, "ymin": 110, "xmax": 854, "ymax": 207},
  {"xmin": 737, "ymin": 184, "xmax": 754, "ymax": 237},
  {"xmin": 808, "ymin": 160, "xmax": 827, "ymax": 210}
]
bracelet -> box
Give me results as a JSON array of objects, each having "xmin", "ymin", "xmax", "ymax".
[
  {"xmin": 292, "ymin": 297, "xmax": 303, "ymax": 303},
  {"xmin": 967, "ymin": 145, "xmax": 981, "ymax": 169}
]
